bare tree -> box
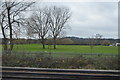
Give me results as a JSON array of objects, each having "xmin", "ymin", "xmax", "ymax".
[
  {"xmin": 88, "ymin": 36, "xmax": 95, "ymax": 54},
  {"xmin": 25, "ymin": 8, "xmax": 49, "ymax": 49},
  {"xmin": 0, "ymin": 0, "xmax": 35, "ymax": 54},
  {"xmin": 47, "ymin": 6, "xmax": 71, "ymax": 49},
  {"xmin": 94, "ymin": 34, "xmax": 102, "ymax": 45},
  {"xmin": 89, "ymin": 34, "xmax": 102, "ymax": 54}
]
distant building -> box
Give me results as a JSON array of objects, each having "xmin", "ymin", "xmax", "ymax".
[{"xmin": 116, "ymin": 43, "xmax": 120, "ymax": 46}]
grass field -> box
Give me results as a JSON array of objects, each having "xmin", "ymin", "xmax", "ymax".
[
  {"xmin": 2, "ymin": 44, "xmax": 119, "ymax": 70},
  {"xmin": 12, "ymin": 44, "xmax": 118, "ymax": 54}
]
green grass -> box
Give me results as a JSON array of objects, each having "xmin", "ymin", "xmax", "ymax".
[
  {"xmin": 2, "ymin": 44, "xmax": 119, "ymax": 70},
  {"xmin": 12, "ymin": 44, "xmax": 118, "ymax": 54}
]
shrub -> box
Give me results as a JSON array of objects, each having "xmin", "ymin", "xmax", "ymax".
[
  {"xmin": 102, "ymin": 40, "xmax": 111, "ymax": 46},
  {"xmin": 2, "ymin": 53, "xmax": 119, "ymax": 70}
]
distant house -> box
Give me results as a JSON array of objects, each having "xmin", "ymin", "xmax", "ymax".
[
  {"xmin": 7, "ymin": 41, "xmax": 10, "ymax": 45},
  {"xmin": 116, "ymin": 43, "xmax": 120, "ymax": 46}
]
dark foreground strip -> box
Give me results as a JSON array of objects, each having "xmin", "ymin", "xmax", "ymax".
[
  {"xmin": 2, "ymin": 67, "xmax": 119, "ymax": 74},
  {"xmin": 1, "ymin": 67, "xmax": 120, "ymax": 80}
]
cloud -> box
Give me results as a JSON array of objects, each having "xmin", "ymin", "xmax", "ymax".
[
  {"xmin": 40, "ymin": 2, "xmax": 118, "ymax": 38},
  {"xmin": 1, "ymin": 2, "xmax": 117, "ymax": 39},
  {"xmin": 64, "ymin": 2, "xmax": 118, "ymax": 38}
]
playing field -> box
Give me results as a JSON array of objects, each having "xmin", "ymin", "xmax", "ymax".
[
  {"xmin": 12, "ymin": 44, "xmax": 118, "ymax": 54},
  {"xmin": 2, "ymin": 44, "xmax": 119, "ymax": 69}
]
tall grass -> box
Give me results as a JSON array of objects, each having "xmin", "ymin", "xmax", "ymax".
[{"xmin": 2, "ymin": 53, "xmax": 119, "ymax": 70}]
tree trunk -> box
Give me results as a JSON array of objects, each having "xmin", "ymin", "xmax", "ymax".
[
  {"xmin": 1, "ymin": 21, "xmax": 8, "ymax": 53},
  {"xmin": 7, "ymin": 7, "xmax": 13, "ymax": 54},
  {"xmin": 41, "ymin": 37, "xmax": 45, "ymax": 49},
  {"xmin": 8, "ymin": 39, "xmax": 13, "ymax": 54},
  {"xmin": 53, "ymin": 37, "xmax": 56, "ymax": 49}
]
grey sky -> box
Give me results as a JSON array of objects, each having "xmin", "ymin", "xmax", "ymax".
[
  {"xmin": 0, "ymin": 1, "xmax": 118, "ymax": 39},
  {"xmin": 39, "ymin": 2, "xmax": 118, "ymax": 39}
]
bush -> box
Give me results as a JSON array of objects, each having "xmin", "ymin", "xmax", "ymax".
[
  {"xmin": 2, "ymin": 53, "xmax": 119, "ymax": 70},
  {"xmin": 102, "ymin": 40, "xmax": 111, "ymax": 46}
]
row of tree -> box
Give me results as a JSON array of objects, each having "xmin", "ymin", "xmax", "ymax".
[
  {"xmin": 0, "ymin": 0, "xmax": 71, "ymax": 54},
  {"xmin": 66, "ymin": 36, "xmax": 117, "ymax": 45},
  {"xmin": 25, "ymin": 6, "xmax": 71, "ymax": 49},
  {"xmin": 1, "ymin": 37, "xmax": 112, "ymax": 46}
]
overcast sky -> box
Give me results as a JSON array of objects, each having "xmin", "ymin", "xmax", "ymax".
[
  {"xmin": 39, "ymin": 2, "xmax": 118, "ymax": 39},
  {"xmin": 0, "ymin": 1, "xmax": 118, "ymax": 39}
]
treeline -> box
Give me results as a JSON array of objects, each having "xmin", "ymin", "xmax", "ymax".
[
  {"xmin": 1, "ymin": 38, "xmax": 40, "ymax": 44},
  {"xmin": 66, "ymin": 37, "xmax": 119, "ymax": 45},
  {"xmin": 1, "ymin": 38, "xmax": 73, "ymax": 45},
  {"xmin": 1, "ymin": 37, "xmax": 118, "ymax": 45}
]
